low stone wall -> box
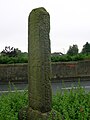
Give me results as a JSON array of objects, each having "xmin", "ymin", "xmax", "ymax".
[
  {"xmin": 52, "ymin": 60, "xmax": 90, "ymax": 82},
  {"xmin": 0, "ymin": 60, "xmax": 90, "ymax": 83},
  {"xmin": 0, "ymin": 64, "xmax": 28, "ymax": 83}
]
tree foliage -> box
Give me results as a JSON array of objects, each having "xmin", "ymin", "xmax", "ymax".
[
  {"xmin": 1, "ymin": 46, "xmax": 21, "ymax": 57},
  {"xmin": 81, "ymin": 42, "xmax": 90, "ymax": 54},
  {"xmin": 0, "ymin": 46, "xmax": 28, "ymax": 63},
  {"xmin": 0, "ymin": 43, "xmax": 90, "ymax": 64},
  {"xmin": 67, "ymin": 44, "xmax": 79, "ymax": 56}
]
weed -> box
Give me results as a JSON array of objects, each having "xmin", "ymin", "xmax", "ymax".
[{"xmin": 0, "ymin": 83, "xmax": 90, "ymax": 120}]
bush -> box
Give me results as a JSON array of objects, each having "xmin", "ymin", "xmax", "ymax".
[
  {"xmin": 0, "ymin": 53, "xmax": 90, "ymax": 64},
  {"xmin": 0, "ymin": 83, "xmax": 90, "ymax": 120},
  {"xmin": 0, "ymin": 54, "xmax": 28, "ymax": 64},
  {"xmin": 52, "ymin": 86, "xmax": 90, "ymax": 119},
  {"xmin": 51, "ymin": 53, "xmax": 90, "ymax": 62},
  {"xmin": 0, "ymin": 89, "xmax": 28, "ymax": 120}
]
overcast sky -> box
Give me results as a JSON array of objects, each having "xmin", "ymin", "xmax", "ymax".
[{"xmin": 0, "ymin": 0, "xmax": 90, "ymax": 53}]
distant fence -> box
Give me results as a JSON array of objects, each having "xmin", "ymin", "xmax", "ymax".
[{"xmin": 0, "ymin": 60, "xmax": 90, "ymax": 83}]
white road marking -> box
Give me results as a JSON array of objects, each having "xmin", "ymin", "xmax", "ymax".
[
  {"xmin": 0, "ymin": 90, "xmax": 27, "ymax": 93},
  {"xmin": 61, "ymin": 86, "xmax": 90, "ymax": 90}
]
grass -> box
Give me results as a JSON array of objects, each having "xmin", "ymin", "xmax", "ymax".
[{"xmin": 0, "ymin": 83, "xmax": 90, "ymax": 120}]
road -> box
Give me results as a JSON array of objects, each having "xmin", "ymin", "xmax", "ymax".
[
  {"xmin": 0, "ymin": 80, "xmax": 90, "ymax": 94},
  {"xmin": 52, "ymin": 80, "xmax": 90, "ymax": 94}
]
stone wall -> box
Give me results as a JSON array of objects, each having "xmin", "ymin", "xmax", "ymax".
[
  {"xmin": 52, "ymin": 62, "xmax": 77, "ymax": 79},
  {"xmin": 0, "ymin": 63, "xmax": 28, "ymax": 83},
  {"xmin": 0, "ymin": 60, "xmax": 90, "ymax": 83},
  {"xmin": 52, "ymin": 60, "xmax": 90, "ymax": 81}
]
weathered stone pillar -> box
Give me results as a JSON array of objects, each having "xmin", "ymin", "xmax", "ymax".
[
  {"xmin": 28, "ymin": 7, "xmax": 52, "ymax": 114},
  {"xmin": 18, "ymin": 7, "xmax": 53, "ymax": 120},
  {"xmin": 27, "ymin": 7, "xmax": 52, "ymax": 119}
]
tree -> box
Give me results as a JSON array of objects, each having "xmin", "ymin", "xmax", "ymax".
[
  {"xmin": 1, "ymin": 46, "xmax": 21, "ymax": 57},
  {"xmin": 67, "ymin": 44, "xmax": 79, "ymax": 56},
  {"xmin": 81, "ymin": 42, "xmax": 90, "ymax": 54}
]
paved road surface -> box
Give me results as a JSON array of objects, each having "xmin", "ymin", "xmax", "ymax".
[
  {"xmin": 0, "ymin": 80, "xmax": 90, "ymax": 94},
  {"xmin": 52, "ymin": 80, "xmax": 90, "ymax": 94}
]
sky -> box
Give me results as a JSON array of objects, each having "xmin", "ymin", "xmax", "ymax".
[{"xmin": 0, "ymin": 0, "xmax": 90, "ymax": 53}]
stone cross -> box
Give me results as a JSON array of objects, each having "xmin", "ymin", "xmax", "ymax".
[{"xmin": 19, "ymin": 7, "xmax": 52, "ymax": 120}]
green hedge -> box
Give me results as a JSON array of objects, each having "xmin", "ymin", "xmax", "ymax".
[
  {"xmin": 51, "ymin": 54, "xmax": 90, "ymax": 62},
  {"xmin": 0, "ymin": 55, "xmax": 28, "ymax": 64},
  {"xmin": 0, "ymin": 53, "xmax": 90, "ymax": 64}
]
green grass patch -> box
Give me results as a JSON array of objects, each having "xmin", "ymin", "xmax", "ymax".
[{"xmin": 0, "ymin": 84, "xmax": 90, "ymax": 120}]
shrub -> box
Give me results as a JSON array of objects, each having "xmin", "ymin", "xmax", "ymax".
[
  {"xmin": 0, "ymin": 83, "xmax": 90, "ymax": 119},
  {"xmin": 52, "ymin": 86, "xmax": 90, "ymax": 119},
  {"xmin": 0, "ymin": 55, "xmax": 28, "ymax": 64},
  {"xmin": 0, "ymin": 53, "xmax": 90, "ymax": 64},
  {"xmin": 51, "ymin": 53, "xmax": 90, "ymax": 62},
  {"xmin": 0, "ymin": 85, "xmax": 28, "ymax": 120}
]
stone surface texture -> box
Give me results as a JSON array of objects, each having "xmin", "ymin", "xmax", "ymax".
[
  {"xmin": 18, "ymin": 7, "xmax": 53, "ymax": 120},
  {"xmin": 1, "ymin": 60, "xmax": 90, "ymax": 84},
  {"xmin": 28, "ymin": 7, "xmax": 52, "ymax": 113}
]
